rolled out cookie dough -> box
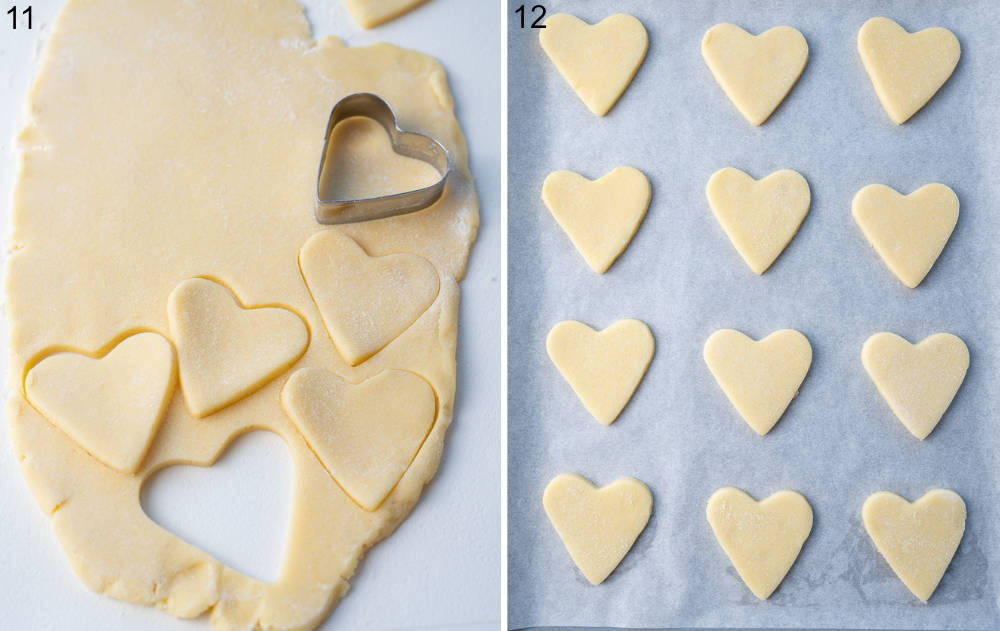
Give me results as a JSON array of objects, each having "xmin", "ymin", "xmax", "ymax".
[
  {"xmin": 862, "ymin": 489, "xmax": 966, "ymax": 602},
  {"xmin": 543, "ymin": 473, "xmax": 652, "ymax": 585},
  {"xmin": 7, "ymin": 1, "xmax": 478, "ymax": 630}
]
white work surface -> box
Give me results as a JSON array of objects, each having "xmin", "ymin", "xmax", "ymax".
[{"xmin": 0, "ymin": 1, "xmax": 500, "ymax": 630}]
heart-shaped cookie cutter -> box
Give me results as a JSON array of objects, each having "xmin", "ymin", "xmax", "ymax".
[{"xmin": 315, "ymin": 93, "xmax": 453, "ymax": 224}]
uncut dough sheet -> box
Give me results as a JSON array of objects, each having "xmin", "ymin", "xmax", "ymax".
[
  {"xmin": 507, "ymin": 1, "xmax": 1000, "ymax": 628},
  {"xmin": 7, "ymin": 1, "xmax": 478, "ymax": 630}
]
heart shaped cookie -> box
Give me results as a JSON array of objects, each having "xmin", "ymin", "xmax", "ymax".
[
  {"xmin": 539, "ymin": 13, "xmax": 648, "ymax": 116},
  {"xmin": 299, "ymin": 231, "xmax": 439, "ymax": 365},
  {"xmin": 541, "ymin": 167, "xmax": 651, "ymax": 274},
  {"xmin": 281, "ymin": 367, "xmax": 436, "ymax": 511},
  {"xmin": 168, "ymin": 278, "xmax": 309, "ymax": 417},
  {"xmin": 858, "ymin": 17, "xmax": 960, "ymax": 124},
  {"xmin": 343, "ymin": 0, "xmax": 427, "ymax": 29},
  {"xmin": 546, "ymin": 319, "xmax": 654, "ymax": 425},
  {"xmin": 863, "ymin": 489, "xmax": 966, "ymax": 602},
  {"xmin": 862, "ymin": 332, "xmax": 969, "ymax": 440},
  {"xmin": 543, "ymin": 473, "xmax": 652, "ymax": 585},
  {"xmin": 704, "ymin": 329, "xmax": 812, "ymax": 436},
  {"xmin": 852, "ymin": 183, "xmax": 958, "ymax": 288},
  {"xmin": 701, "ymin": 24, "xmax": 808, "ymax": 126},
  {"xmin": 706, "ymin": 168, "xmax": 811, "ymax": 274},
  {"xmin": 25, "ymin": 332, "xmax": 176, "ymax": 473},
  {"xmin": 707, "ymin": 487, "xmax": 813, "ymax": 600}
]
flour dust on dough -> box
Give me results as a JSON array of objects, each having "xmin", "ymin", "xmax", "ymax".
[{"xmin": 7, "ymin": 1, "xmax": 478, "ymax": 629}]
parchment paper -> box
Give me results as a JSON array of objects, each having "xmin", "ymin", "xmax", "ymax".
[{"xmin": 507, "ymin": 1, "xmax": 1000, "ymax": 628}]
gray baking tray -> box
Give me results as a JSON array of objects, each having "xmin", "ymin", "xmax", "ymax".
[{"xmin": 507, "ymin": 0, "xmax": 1000, "ymax": 628}]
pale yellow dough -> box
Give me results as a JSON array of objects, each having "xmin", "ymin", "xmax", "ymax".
[
  {"xmin": 539, "ymin": 13, "xmax": 648, "ymax": 116},
  {"xmin": 852, "ymin": 183, "xmax": 958, "ymax": 288},
  {"xmin": 299, "ymin": 230, "xmax": 439, "ymax": 366},
  {"xmin": 862, "ymin": 333, "xmax": 968, "ymax": 440},
  {"xmin": 706, "ymin": 487, "xmax": 813, "ymax": 600},
  {"xmin": 6, "ymin": 1, "xmax": 478, "ymax": 629},
  {"xmin": 168, "ymin": 278, "xmax": 310, "ymax": 418},
  {"xmin": 858, "ymin": 17, "xmax": 960, "ymax": 125},
  {"xmin": 25, "ymin": 333, "xmax": 176, "ymax": 473},
  {"xmin": 281, "ymin": 368, "xmax": 436, "ymax": 511},
  {"xmin": 703, "ymin": 329, "xmax": 812, "ymax": 436},
  {"xmin": 541, "ymin": 167, "xmax": 651, "ymax": 274},
  {"xmin": 706, "ymin": 167, "xmax": 811, "ymax": 275},
  {"xmin": 701, "ymin": 24, "xmax": 808, "ymax": 126},
  {"xmin": 862, "ymin": 489, "xmax": 966, "ymax": 602},
  {"xmin": 543, "ymin": 473, "xmax": 652, "ymax": 585},
  {"xmin": 343, "ymin": 0, "xmax": 429, "ymax": 29},
  {"xmin": 546, "ymin": 319, "xmax": 654, "ymax": 426}
]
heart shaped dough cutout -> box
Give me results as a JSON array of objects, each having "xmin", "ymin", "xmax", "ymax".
[
  {"xmin": 707, "ymin": 487, "xmax": 813, "ymax": 600},
  {"xmin": 706, "ymin": 167, "xmax": 811, "ymax": 274},
  {"xmin": 343, "ymin": 0, "xmax": 427, "ymax": 29},
  {"xmin": 300, "ymin": 231, "xmax": 439, "ymax": 365},
  {"xmin": 539, "ymin": 13, "xmax": 648, "ymax": 116},
  {"xmin": 543, "ymin": 473, "xmax": 652, "ymax": 585},
  {"xmin": 541, "ymin": 167, "xmax": 651, "ymax": 274},
  {"xmin": 281, "ymin": 367, "xmax": 436, "ymax": 511},
  {"xmin": 863, "ymin": 489, "xmax": 966, "ymax": 602},
  {"xmin": 852, "ymin": 183, "xmax": 958, "ymax": 288},
  {"xmin": 701, "ymin": 24, "xmax": 808, "ymax": 126},
  {"xmin": 168, "ymin": 278, "xmax": 309, "ymax": 417},
  {"xmin": 858, "ymin": 17, "xmax": 960, "ymax": 125},
  {"xmin": 704, "ymin": 329, "xmax": 812, "ymax": 436},
  {"xmin": 25, "ymin": 332, "xmax": 176, "ymax": 473},
  {"xmin": 862, "ymin": 332, "xmax": 968, "ymax": 440},
  {"xmin": 546, "ymin": 319, "xmax": 654, "ymax": 425}
]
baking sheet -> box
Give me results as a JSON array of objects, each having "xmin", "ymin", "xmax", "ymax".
[{"xmin": 507, "ymin": 1, "xmax": 1000, "ymax": 629}]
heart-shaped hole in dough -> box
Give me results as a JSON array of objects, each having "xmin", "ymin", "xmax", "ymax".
[{"xmin": 141, "ymin": 431, "xmax": 293, "ymax": 584}]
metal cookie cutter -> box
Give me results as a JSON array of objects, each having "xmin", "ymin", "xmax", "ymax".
[{"xmin": 315, "ymin": 92, "xmax": 453, "ymax": 224}]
